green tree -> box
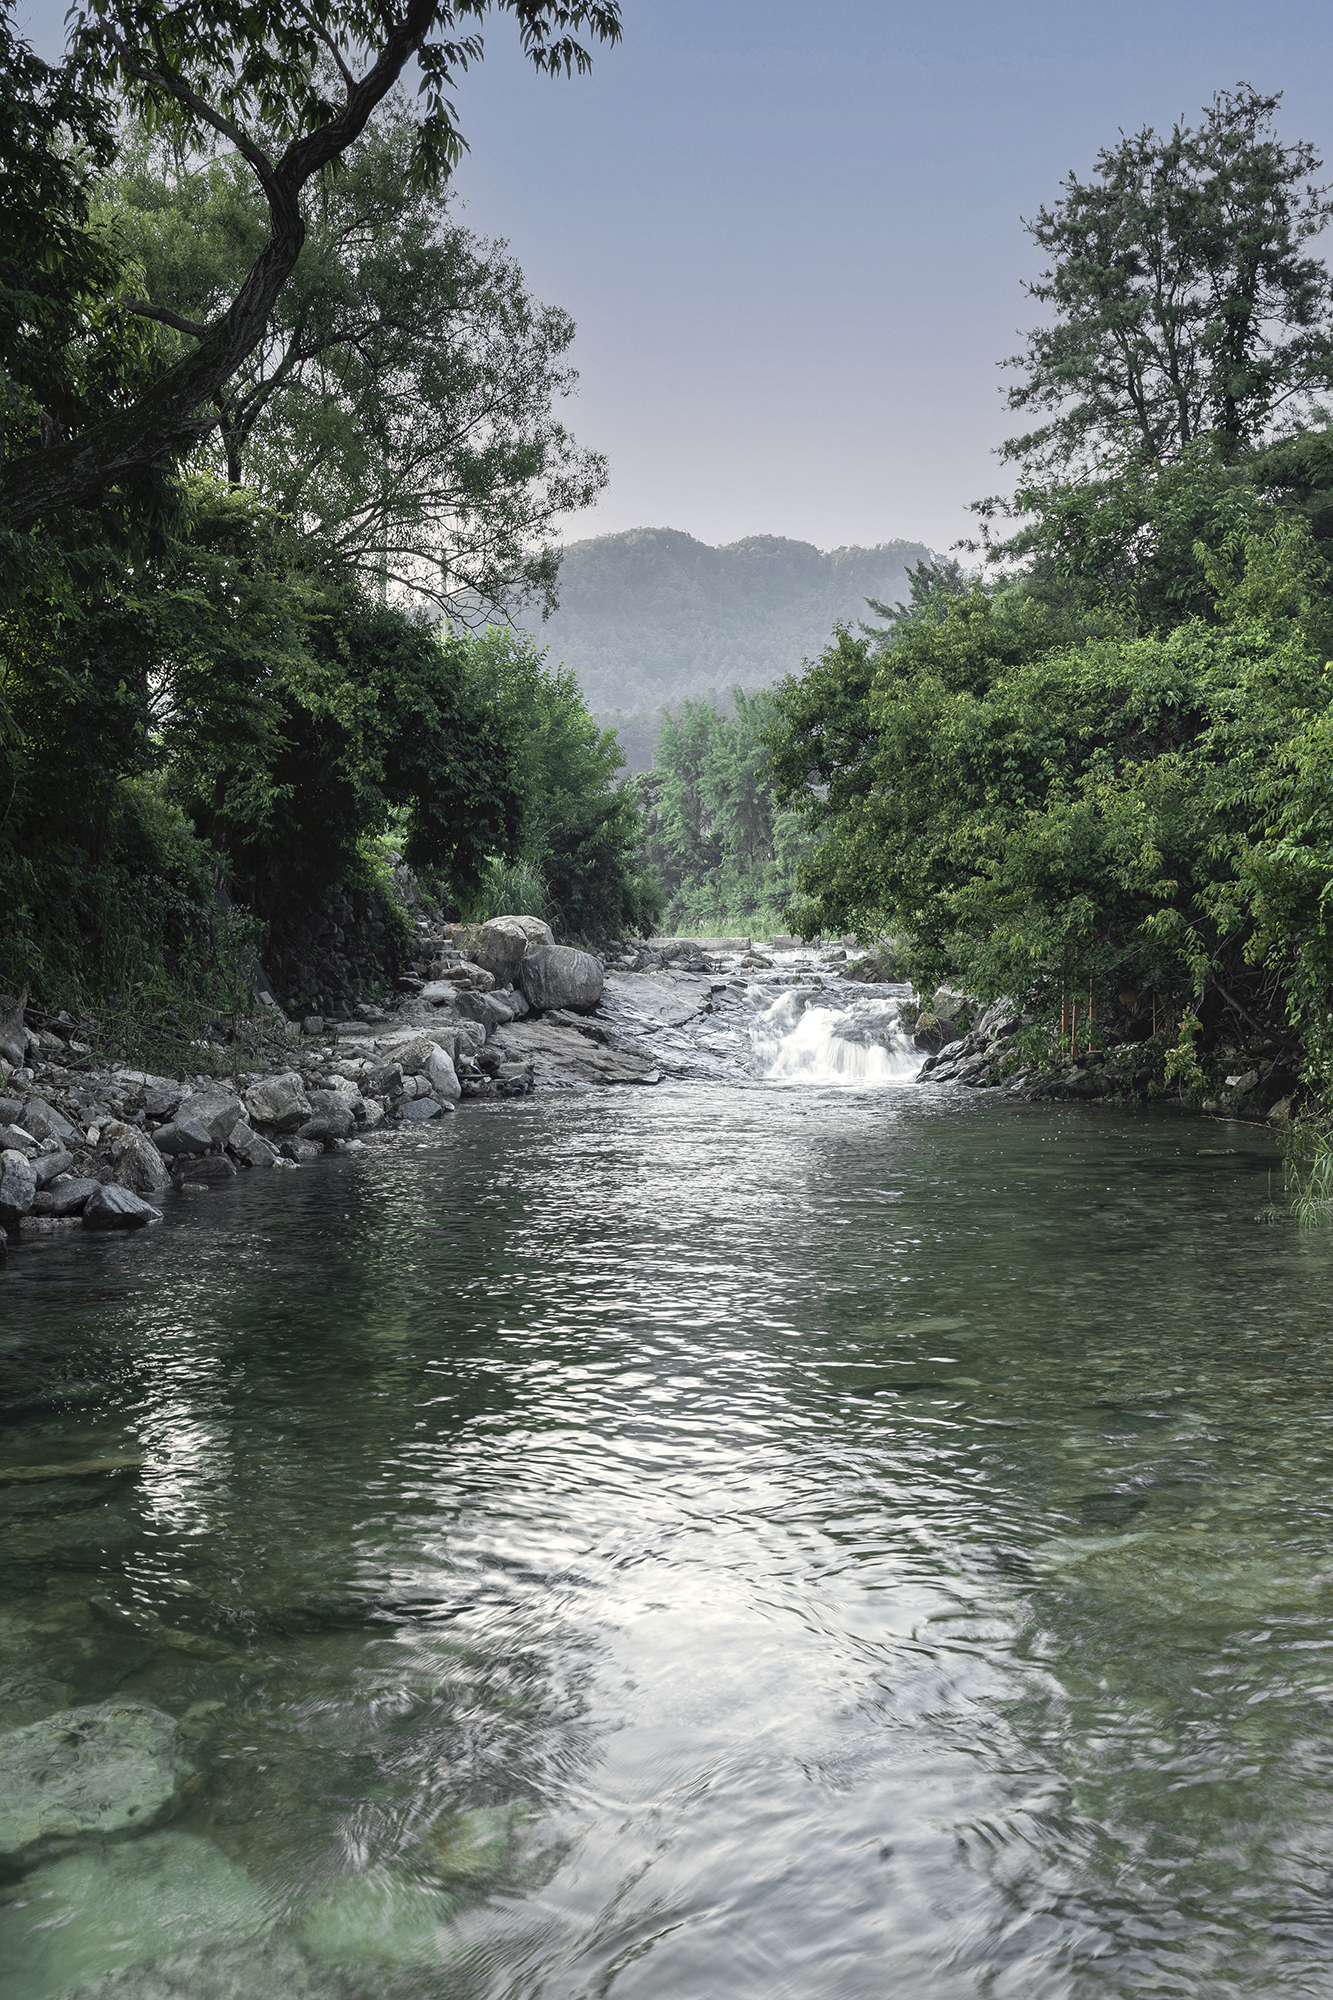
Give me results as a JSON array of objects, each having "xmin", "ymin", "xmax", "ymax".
[
  {"xmin": 460, "ymin": 626, "xmax": 660, "ymax": 938},
  {"xmin": 0, "ymin": 0, "xmax": 621, "ymax": 534},
  {"xmin": 1004, "ymin": 87, "xmax": 1333, "ymax": 477},
  {"xmin": 643, "ymin": 689, "xmax": 807, "ymax": 931},
  {"xmin": 108, "ymin": 105, "xmax": 607, "ymax": 615}
]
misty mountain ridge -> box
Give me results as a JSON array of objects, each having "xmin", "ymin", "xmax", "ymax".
[{"xmin": 510, "ymin": 526, "xmax": 936, "ymax": 721}]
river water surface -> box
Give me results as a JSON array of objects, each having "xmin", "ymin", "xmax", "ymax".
[{"xmin": 3, "ymin": 1069, "xmax": 1333, "ymax": 1998}]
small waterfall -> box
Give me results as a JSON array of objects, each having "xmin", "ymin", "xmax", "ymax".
[{"xmin": 750, "ymin": 985, "xmax": 923, "ymax": 1086}]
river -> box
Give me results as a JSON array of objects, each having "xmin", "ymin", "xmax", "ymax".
[{"xmin": 3, "ymin": 1017, "xmax": 1332, "ymax": 1998}]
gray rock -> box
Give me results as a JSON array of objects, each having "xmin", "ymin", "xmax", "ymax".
[
  {"xmin": 0, "ymin": 1701, "xmax": 183, "ymax": 1867},
  {"xmin": 454, "ymin": 1019, "xmax": 486, "ymax": 1056},
  {"xmin": 174, "ymin": 1155, "xmax": 237, "ymax": 1185},
  {"xmin": 0, "ymin": 985, "xmax": 28, "ymax": 1069},
  {"xmin": 151, "ymin": 1120, "xmax": 208, "ymax": 1157},
  {"xmin": 104, "ymin": 1122, "xmax": 171, "ymax": 1193},
  {"xmin": 0, "ymin": 1096, "xmax": 22, "ymax": 1124},
  {"xmin": 471, "ymin": 914, "xmax": 556, "ymax": 986},
  {"xmin": 454, "ymin": 990, "xmax": 515, "ymax": 1034},
  {"xmin": 0, "ymin": 1149, "xmax": 38, "ymax": 1228},
  {"xmin": 392, "ymin": 1036, "xmax": 445, "ymax": 1077},
  {"xmin": 424, "ymin": 1045, "xmax": 461, "ymax": 1103},
  {"xmin": 22, "ymin": 1095, "xmax": 80, "ymax": 1148},
  {"xmin": 974, "ymin": 995, "xmax": 1022, "ymax": 1043},
  {"xmin": 301, "ymin": 1015, "xmax": 325, "ymax": 1035},
  {"xmin": 35, "ymin": 1148, "xmax": 75, "ymax": 1186},
  {"xmin": 143, "ymin": 1083, "xmax": 184, "ymax": 1120},
  {"xmin": 400, "ymin": 1097, "xmax": 443, "ymax": 1121},
  {"xmin": 297, "ymin": 1090, "xmax": 354, "ymax": 1142},
  {"xmin": 243, "ymin": 1071, "xmax": 312, "ymax": 1132},
  {"xmin": 49, "ymin": 1176, "xmax": 100, "ymax": 1218},
  {"xmin": 175, "ymin": 1089, "xmax": 245, "ymax": 1145},
  {"xmin": 0, "ymin": 1831, "xmax": 272, "ymax": 1998},
  {"xmin": 364, "ymin": 1061, "xmax": 402, "ymax": 1096},
  {"xmin": 495, "ymin": 1064, "xmax": 535, "ymax": 1097},
  {"xmin": 83, "ymin": 1184, "xmax": 162, "ymax": 1231},
  {"xmin": 520, "ymin": 942, "xmax": 605, "ymax": 1014},
  {"xmin": 418, "ymin": 980, "xmax": 464, "ymax": 1007},
  {"xmin": 280, "ymin": 1138, "xmax": 324, "ymax": 1163},
  {"xmin": 229, "ymin": 1124, "xmax": 280, "ymax": 1168},
  {"xmin": 0, "ymin": 1121, "xmax": 36, "ymax": 1151}
]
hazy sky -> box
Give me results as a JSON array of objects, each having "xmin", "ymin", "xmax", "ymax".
[{"xmin": 18, "ymin": 0, "xmax": 1333, "ymax": 554}]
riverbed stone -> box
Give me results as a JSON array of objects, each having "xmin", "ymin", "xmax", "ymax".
[
  {"xmin": 471, "ymin": 914, "xmax": 556, "ymax": 986},
  {"xmin": 83, "ymin": 1184, "xmax": 162, "ymax": 1231},
  {"xmin": 0, "ymin": 1149, "xmax": 38, "ymax": 1228},
  {"xmin": 520, "ymin": 942, "xmax": 604, "ymax": 1014},
  {"xmin": 229, "ymin": 1123, "xmax": 281, "ymax": 1167},
  {"xmin": 243, "ymin": 1071, "xmax": 312, "ymax": 1132},
  {"xmin": 49, "ymin": 1176, "xmax": 100, "ymax": 1217},
  {"xmin": 175, "ymin": 1088, "xmax": 245, "ymax": 1146},
  {"xmin": 424, "ymin": 1045, "xmax": 461, "ymax": 1103},
  {"xmin": 0, "ymin": 1831, "xmax": 271, "ymax": 1997},
  {"xmin": 0, "ymin": 1121, "xmax": 36, "ymax": 1152},
  {"xmin": 21, "ymin": 1094, "xmax": 80, "ymax": 1148},
  {"xmin": 151, "ymin": 1119, "xmax": 209, "ymax": 1158},
  {"xmin": 298, "ymin": 1090, "xmax": 355, "ymax": 1142},
  {"xmin": 400, "ymin": 1096, "xmax": 444, "ymax": 1121},
  {"xmin": 104, "ymin": 1122, "xmax": 171, "ymax": 1194},
  {"xmin": 174, "ymin": 1154, "xmax": 237, "ymax": 1185},
  {"xmin": 35, "ymin": 1147, "xmax": 75, "ymax": 1185},
  {"xmin": 0, "ymin": 1702, "xmax": 183, "ymax": 1867}
]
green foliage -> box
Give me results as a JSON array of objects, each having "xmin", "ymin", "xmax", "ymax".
[
  {"xmin": 768, "ymin": 518, "xmax": 1333, "ymax": 1075},
  {"xmin": 1003, "ymin": 86, "xmax": 1333, "ymax": 476},
  {"xmin": 639, "ymin": 688, "xmax": 807, "ymax": 933},
  {"xmin": 458, "ymin": 625, "xmax": 661, "ymax": 939},
  {"xmin": 107, "ymin": 105, "xmax": 608, "ymax": 616}
]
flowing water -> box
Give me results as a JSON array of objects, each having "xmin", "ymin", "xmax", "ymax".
[{"xmin": 3, "ymin": 992, "xmax": 1333, "ymax": 1999}]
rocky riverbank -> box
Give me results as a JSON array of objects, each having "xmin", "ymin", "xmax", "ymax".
[{"xmin": 1, "ymin": 918, "xmax": 884, "ymax": 1263}]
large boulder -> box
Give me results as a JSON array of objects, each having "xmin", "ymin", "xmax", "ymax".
[
  {"xmin": 424, "ymin": 1045, "xmax": 461, "ymax": 1103},
  {"xmin": 0, "ymin": 1701, "xmax": 184, "ymax": 1868},
  {"xmin": 35, "ymin": 1147, "xmax": 75, "ymax": 1186},
  {"xmin": 242, "ymin": 1072, "xmax": 312, "ymax": 1132},
  {"xmin": 471, "ymin": 915, "xmax": 556, "ymax": 987},
  {"xmin": 104, "ymin": 1123, "xmax": 171, "ymax": 1194},
  {"xmin": 48, "ymin": 1176, "xmax": 100, "ymax": 1218},
  {"xmin": 520, "ymin": 942, "xmax": 604, "ymax": 1014},
  {"xmin": 297, "ymin": 1091, "xmax": 355, "ymax": 1143},
  {"xmin": 174, "ymin": 1088, "xmax": 245, "ymax": 1146},
  {"xmin": 0, "ymin": 1149, "xmax": 38, "ymax": 1228},
  {"xmin": 229, "ymin": 1124, "xmax": 281, "ymax": 1168},
  {"xmin": 454, "ymin": 991, "xmax": 516, "ymax": 1035},
  {"xmin": 83, "ymin": 1184, "xmax": 162, "ymax": 1231}
]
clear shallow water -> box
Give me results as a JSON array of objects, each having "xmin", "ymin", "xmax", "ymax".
[{"xmin": 3, "ymin": 1080, "xmax": 1333, "ymax": 1998}]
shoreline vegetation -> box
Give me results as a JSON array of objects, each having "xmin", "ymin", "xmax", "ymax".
[{"xmin": 8, "ymin": 36, "xmax": 1333, "ymax": 1225}]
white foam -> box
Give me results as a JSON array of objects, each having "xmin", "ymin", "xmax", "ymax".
[{"xmin": 751, "ymin": 989, "xmax": 922, "ymax": 1087}]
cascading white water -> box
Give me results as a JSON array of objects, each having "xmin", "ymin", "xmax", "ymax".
[{"xmin": 750, "ymin": 984, "xmax": 923, "ymax": 1085}]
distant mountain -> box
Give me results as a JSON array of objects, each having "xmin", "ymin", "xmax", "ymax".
[{"xmin": 512, "ymin": 527, "xmax": 936, "ymax": 718}]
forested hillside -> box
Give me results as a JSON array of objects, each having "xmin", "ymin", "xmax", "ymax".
[{"xmin": 512, "ymin": 528, "xmax": 934, "ymax": 714}]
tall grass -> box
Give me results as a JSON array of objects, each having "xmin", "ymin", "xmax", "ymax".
[
  {"xmin": 470, "ymin": 857, "xmax": 552, "ymax": 923},
  {"xmin": 1282, "ymin": 1122, "xmax": 1333, "ymax": 1226}
]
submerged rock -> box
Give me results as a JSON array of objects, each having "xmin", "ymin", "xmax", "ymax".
[
  {"xmin": 0, "ymin": 1702, "xmax": 183, "ymax": 1867},
  {"xmin": 0, "ymin": 1831, "xmax": 270, "ymax": 1994},
  {"xmin": 82, "ymin": 1185, "xmax": 162, "ymax": 1231}
]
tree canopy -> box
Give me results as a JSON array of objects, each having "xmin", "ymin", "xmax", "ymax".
[
  {"xmin": 0, "ymin": 0, "xmax": 621, "ymax": 537},
  {"xmin": 1003, "ymin": 87, "xmax": 1333, "ymax": 477}
]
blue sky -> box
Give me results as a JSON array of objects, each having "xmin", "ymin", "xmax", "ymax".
[{"xmin": 18, "ymin": 0, "xmax": 1333, "ymax": 553}]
